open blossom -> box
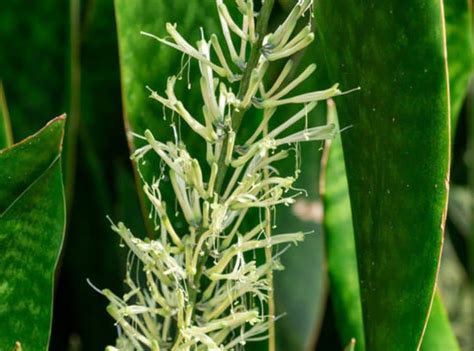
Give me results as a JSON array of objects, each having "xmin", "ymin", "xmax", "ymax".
[{"xmin": 104, "ymin": 0, "xmax": 342, "ymax": 350}]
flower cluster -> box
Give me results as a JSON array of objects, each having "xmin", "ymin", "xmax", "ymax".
[{"xmin": 104, "ymin": 0, "xmax": 341, "ymax": 350}]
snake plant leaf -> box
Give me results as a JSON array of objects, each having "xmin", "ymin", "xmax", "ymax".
[
  {"xmin": 321, "ymin": 101, "xmax": 365, "ymax": 351},
  {"xmin": 421, "ymin": 294, "xmax": 460, "ymax": 350},
  {"xmin": 0, "ymin": 81, "xmax": 13, "ymax": 149},
  {"xmin": 0, "ymin": 116, "xmax": 66, "ymax": 350},
  {"xmin": 322, "ymin": 103, "xmax": 459, "ymax": 351},
  {"xmin": 316, "ymin": 1, "xmax": 451, "ymax": 350},
  {"xmin": 445, "ymin": 0, "xmax": 474, "ymax": 132},
  {"xmin": 113, "ymin": 3, "xmax": 219, "ymax": 160}
]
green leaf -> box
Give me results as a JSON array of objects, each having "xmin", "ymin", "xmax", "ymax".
[
  {"xmin": 114, "ymin": 0, "xmax": 219, "ymax": 149},
  {"xmin": 0, "ymin": 116, "xmax": 66, "ymax": 350},
  {"xmin": 321, "ymin": 102, "xmax": 365, "ymax": 351},
  {"xmin": 445, "ymin": 0, "xmax": 474, "ymax": 131},
  {"xmin": 0, "ymin": 81, "xmax": 13, "ymax": 149},
  {"xmin": 316, "ymin": 1, "xmax": 451, "ymax": 350},
  {"xmin": 421, "ymin": 293, "xmax": 460, "ymax": 350},
  {"xmin": 322, "ymin": 104, "xmax": 459, "ymax": 351}
]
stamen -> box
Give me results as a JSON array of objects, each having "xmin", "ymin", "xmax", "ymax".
[
  {"xmin": 261, "ymin": 83, "xmax": 341, "ymax": 108},
  {"xmin": 267, "ymin": 63, "xmax": 316, "ymax": 101},
  {"xmin": 265, "ymin": 60, "xmax": 294, "ymax": 97},
  {"xmin": 265, "ymin": 33, "xmax": 315, "ymax": 61},
  {"xmin": 217, "ymin": 0, "xmax": 247, "ymax": 40}
]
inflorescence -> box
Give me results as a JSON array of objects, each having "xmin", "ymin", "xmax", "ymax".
[{"xmin": 104, "ymin": 1, "xmax": 341, "ymax": 350}]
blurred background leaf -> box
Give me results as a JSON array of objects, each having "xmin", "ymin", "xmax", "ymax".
[
  {"xmin": 442, "ymin": 1, "xmax": 473, "ymax": 349},
  {"xmin": 51, "ymin": 0, "xmax": 134, "ymax": 349},
  {"xmin": 0, "ymin": 1, "xmax": 68, "ymax": 139}
]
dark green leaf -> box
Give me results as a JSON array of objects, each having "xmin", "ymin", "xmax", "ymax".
[
  {"xmin": 316, "ymin": 1, "xmax": 451, "ymax": 350},
  {"xmin": 0, "ymin": 2, "xmax": 68, "ymax": 140},
  {"xmin": 0, "ymin": 116, "xmax": 66, "ymax": 350},
  {"xmin": 114, "ymin": 1, "xmax": 219, "ymax": 150},
  {"xmin": 322, "ymin": 104, "xmax": 459, "ymax": 351},
  {"xmin": 50, "ymin": 1, "xmax": 129, "ymax": 347}
]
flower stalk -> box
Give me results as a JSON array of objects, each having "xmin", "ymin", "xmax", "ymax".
[{"xmin": 104, "ymin": 1, "xmax": 342, "ymax": 350}]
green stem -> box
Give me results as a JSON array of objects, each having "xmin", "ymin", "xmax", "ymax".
[
  {"xmin": 263, "ymin": 126, "xmax": 276, "ymax": 351},
  {"xmin": 214, "ymin": 0, "xmax": 275, "ymax": 194}
]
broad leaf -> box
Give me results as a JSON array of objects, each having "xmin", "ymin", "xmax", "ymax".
[
  {"xmin": 316, "ymin": 1, "xmax": 451, "ymax": 350},
  {"xmin": 0, "ymin": 116, "xmax": 66, "ymax": 350},
  {"xmin": 322, "ymin": 105, "xmax": 459, "ymax": 351}
]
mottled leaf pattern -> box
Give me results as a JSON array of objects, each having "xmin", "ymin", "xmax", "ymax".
[{"xmin": 0, "ymin": 117, "xmax": 66, "ymax": 350}]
